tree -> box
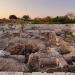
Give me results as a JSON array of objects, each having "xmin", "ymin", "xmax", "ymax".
[
  {"xmin": 32, "ymin": 16, "xmax": 52, "ymax": 24},
  {"xmin": 32, "ymin": 18, "xmax": 42, "ymax": 24},
  {"xmin": 53, "ymin": 16, "xmax": 70, "ymax": 24},
  {"xmin": 42, "ymin": 16, "xmax": 52, "ymax": 24},
  {"xmin": 22, "ymin": 15, "xmax": 30, "ymax": 21},
  {"xmin": 9, "ymin": 15, "xmax": 18, "ymax": 20}
]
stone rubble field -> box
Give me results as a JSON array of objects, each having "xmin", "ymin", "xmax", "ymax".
[{"xmin": 0, "ymin": 24, "xmax": 75, "ymax": 73}]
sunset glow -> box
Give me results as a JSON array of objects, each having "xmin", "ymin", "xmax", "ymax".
[{"xmin": 0, "ymin": 0, "xmax": 75, "ymax": 18}]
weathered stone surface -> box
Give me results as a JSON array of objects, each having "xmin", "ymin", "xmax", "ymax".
[
  {"xmin": 0, "ymin": 56, "xmax": 28, "ymax": 72},
  {"xmin": 58, "ymin": 37, "xmax": 73, "ymax": 54},
  {"xmin": 0, "ymin": 24, "xmax": 75, "ymax": 72}
]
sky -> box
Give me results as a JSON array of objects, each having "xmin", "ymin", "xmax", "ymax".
[{"xmin": 0, "ymin": 0, "xmax": 75, "ymax": 18}]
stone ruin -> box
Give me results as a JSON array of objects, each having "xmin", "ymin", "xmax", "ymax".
[{"xmin": 0, "ymin": 24, "xmax": 75, "ymax": 72}]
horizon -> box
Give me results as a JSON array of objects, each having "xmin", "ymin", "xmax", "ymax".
[{"xmin": 0, "ymin": 0, "xmax": 75, "ymax": 19}]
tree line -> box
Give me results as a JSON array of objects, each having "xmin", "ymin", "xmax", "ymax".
[{"xmin": 0, "ymin": 15, "xmax": 75, "ymax": 24}]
